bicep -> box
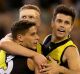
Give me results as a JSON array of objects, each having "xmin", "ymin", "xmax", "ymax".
[{"xmin": 65, "ymin": 46, "xmax": 80, "ymax": 70}]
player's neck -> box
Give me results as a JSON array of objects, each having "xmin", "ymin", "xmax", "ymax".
[{"xmin": 51, "ymin": 35, "xmax": 68, "ymax": 43}]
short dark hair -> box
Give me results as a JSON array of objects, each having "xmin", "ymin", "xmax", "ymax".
[
  {"xmin": 53, "ymin": 4, "xmax": 76, "ymax": 22},
  {"xmin": 11, "ymin": 20, "xmax": 36, "ymax": 40},
  {"xmin": 19, "ymin": 4, "xmax": 40, "ymax": 14}
]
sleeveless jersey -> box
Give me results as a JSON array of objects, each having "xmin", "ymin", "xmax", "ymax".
[
  {"xmin": 0, "ymin": 55, "xmax": 34, "ymax": 74},
  {"xmin": 37, "ymin": 35, "xmax": 77, "ymax": 67},
  {"xmin": 10, "ymin": 56, "xmax": 34, "ymax": 74}
]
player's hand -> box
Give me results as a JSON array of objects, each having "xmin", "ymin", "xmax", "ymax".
[
  {"xmin": 33, "ymin": 53, "xmax": 47, "ymax": 70},
  {"xmin": 40, "ymin": 56, "xmax": 60, "ymax": 74}
]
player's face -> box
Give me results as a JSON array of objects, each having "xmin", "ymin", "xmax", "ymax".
[
  {"xmin": 52, "ymin": 13, "xmax": 73, "ymax": 39},
  {"xmin": 19, "ymin": 9, "xmax": 40, "ymax": 27},
  {"xmin": 19, "ymin": 26, "xmax": 39, "ymax": 50}
]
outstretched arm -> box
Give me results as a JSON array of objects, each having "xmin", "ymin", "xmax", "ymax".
[{"xmin": 0, "ymin": 33, "xmax": 47, "ymax": 69}]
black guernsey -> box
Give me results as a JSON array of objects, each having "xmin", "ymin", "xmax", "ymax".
[{"xmin": 10, "ymin": 56, "xmax": 34, "ymax": 74}]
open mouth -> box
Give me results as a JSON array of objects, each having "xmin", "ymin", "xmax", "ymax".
[{"xmin": 58, "ymin": 29, "xmax": 65, "ymax": 33}]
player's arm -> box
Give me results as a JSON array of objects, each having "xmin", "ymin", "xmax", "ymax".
[
  {"xmin": 59, "ymin": 46, "xmax": 80, "ymax": 74},
  {"xmin": 0, "ymin": 33, "xmax": 47, "ymax": 69},
  {"xmin": 40, "ymin": 47, "xmax": 80, "ymax": 74}
]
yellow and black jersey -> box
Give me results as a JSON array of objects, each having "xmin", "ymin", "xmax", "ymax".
[
  {"xmin": 37, "ymin": 35, "xmax": 77, "ymax": 68},
  {"xmin": 0, "ymin": 55, "xmax": 34, "ymax": 74}
]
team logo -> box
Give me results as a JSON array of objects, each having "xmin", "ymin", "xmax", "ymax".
[{"xmin": 0, "ymin": 56, "xmax": 14, "ymax": 74}]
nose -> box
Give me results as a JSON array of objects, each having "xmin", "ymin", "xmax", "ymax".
[
  {"xmin": 36, "ymin": 35, "xmax": 40, "ymax": 41},
  {"xmin": 60, "ymin": 22, "xmax": 65, "ymax": 28}
]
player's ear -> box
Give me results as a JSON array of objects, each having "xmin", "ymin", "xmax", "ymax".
[
  {"xmin": 70, "ymin": 24, "xmax": 74, "ymax": 32},
  {"xmin": 17, "ymin": 34, "xmax": 23, "ymax": 42}
]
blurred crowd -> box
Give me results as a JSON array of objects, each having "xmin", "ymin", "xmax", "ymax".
[{"xmin": 0, "ymin": 0, "xmax": 80, "ymax": 51}]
